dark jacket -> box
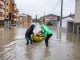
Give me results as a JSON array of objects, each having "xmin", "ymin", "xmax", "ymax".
[{"xmin": 25, "ymin": 24, "xmax": 35, "ymax": 37}]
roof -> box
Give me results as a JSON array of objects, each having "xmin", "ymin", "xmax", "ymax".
[
  {"xmin": 63, "ymin": 14, "xmax": 75, "ymax": 19},
  {"xmin": 41, "ymin": 14, "xmax": 60, "ymax": 20}
]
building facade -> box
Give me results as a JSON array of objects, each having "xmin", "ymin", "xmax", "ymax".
[
  {"xmin": 73, "ymin": 0, "xmax": 80, "ymax": 34},
  {"xmin": 75, "ymin": 0, "xmax": 80, "ymax": 23},
  {"xmin": 40, "ymin": 14, "xmax": 60, "ymax": 26},
  {"xmin": 0, "ymin": 0, "xmax": 19, "ymax": 25},
  {"xmin": 19, "ymin": 14, "xmax": 32, "ymax": 27},
  {"xmin": 0, "ymin": 0, "xmax": 5, "ymax": 25},
  {"xmin": 4, "ymin": 0, "xmax": 18, "ymax": 25},
  {"xmin": 67, "ymin": 0, "xmax": 80, "ymax": 34}
]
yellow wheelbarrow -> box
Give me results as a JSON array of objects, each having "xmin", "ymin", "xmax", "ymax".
[{"xmin": 32, "ymin": 35, "xmax": 44, "ymax": 42}]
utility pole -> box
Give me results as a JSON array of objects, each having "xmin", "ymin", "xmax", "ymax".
[
  {"xmin": 28, "ymin": 15, "xmax": 29, "ymax": 23},
  {"xmin": 59, "ymin": 0, "xmax": 63, "ymax": 40},
  {"xmin": 36, "ymin": 15, "xmax": 37, "ymax": 22},
  {"xmin": 44, "ymin": 12, "xmax": 45, "ymax": 25},
  {"xmin": 35, "ymin": 15, "xmax": 37, "ymax": 26},
  {"xmin": 58, "ymin": 0, "xmax": 63, "ymax": 40},
  {"xmin": 60, "ymin": 0, "xmax": 63, "ymax": 27}
]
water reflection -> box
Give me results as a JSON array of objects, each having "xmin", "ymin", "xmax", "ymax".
[
  {"xmin": 0, "ymin": 27, "xmax": 16, "ymax": 60},
  {"xmin": 26, "ymin": 46, "xmax": 33, "ymax": 60},
  {"xmin": 42, "ymin": 48, "xmax": 51, "ymax": 60},
  {"xmin": 66, "ymin": 32, "xmax": 80, "ymax": 45},
  {"xmin": 0, "ymin": 27, "xmax": 15, "ymax": 52},
  {"xmin": 0, "ymin": 41, "xmax": 16, "ymax": 60}
]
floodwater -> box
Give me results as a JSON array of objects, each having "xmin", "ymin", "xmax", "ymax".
[{"xmin": 0, "ymin": 26, "xmax": 80, "ymax": 60}]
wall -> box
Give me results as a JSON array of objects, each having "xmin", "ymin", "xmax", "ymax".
[{"xmin": 74, "ymin": 0, "xmax": 80, "ymax": 23}]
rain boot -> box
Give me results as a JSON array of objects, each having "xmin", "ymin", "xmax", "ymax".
[
  {"xmin": 26, "ymin": 42, "xmax": 29, "ymax": 45},
  {"xmin": 46, "ymin": 44, "xmax": 49, "ymax": 47}
]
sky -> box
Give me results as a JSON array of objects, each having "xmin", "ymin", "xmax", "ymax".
[{"xmin": 15, "ymin": 0, "xmax": 75, "ymax": 18}]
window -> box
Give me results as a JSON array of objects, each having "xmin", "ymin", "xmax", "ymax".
[
  {"xmin": 7, "ymin": 3, "xmax": 8, "ymax": 6},
  {"xmin": 0, "ymin": 4, "xmax": 3, "ymax": 9},
  {"xmin": 7, "ymin": 15, "xmax": 8, "ymax": 18},
  {"xmin": 0, "ymin": 12, "xmax": 3, "ymax": 16},
  {"xmin": 7, "ymin": 9, "xmax": 8, "ymax": 12}
]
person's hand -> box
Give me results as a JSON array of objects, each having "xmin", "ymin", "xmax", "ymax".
[
  {"xmin": 33, "ymin": 33, "xmax": 34, "ymax": 35},
  {"xmin": 35, "ymin": 32, "xmax": 41, "ymax": 36},
  {"xmin": 43, "ymin": 36, "xmax": 46, "ymax": 40}
]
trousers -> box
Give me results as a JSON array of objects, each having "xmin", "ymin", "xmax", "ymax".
[
  {"xmin": 45, "ymin": 34, "xmax": 52, "ymax": 47},
  {"xmin": 25, "ymin": 36, "xmax": 32, "ymax": 45}
]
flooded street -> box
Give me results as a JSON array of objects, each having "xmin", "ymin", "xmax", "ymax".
[{"xmin": 0, "ymin": 26, "xmax": 80, "ymax": 60}]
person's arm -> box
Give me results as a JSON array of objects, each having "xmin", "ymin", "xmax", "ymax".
[
  {"xmin": 40, "ymin": 32, "xmax": 47, "ymax": 37},
  {"xmin": 40, "ymin": 29, "xmax": 47, "ymax": 37},
  {"xmin": 32, "ymin": 31, "xmax": 34, "ymax": 35}
]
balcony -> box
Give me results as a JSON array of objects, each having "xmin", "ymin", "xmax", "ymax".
[
  {"xmin": 0, "ymin": 0, "xmax": 4, "ymax": 6},
  {"xmin": 0, "ymin": 12, "xmax": 4, "ymax": 20},
  {"xmin": 0, "ymin": 17, "xmax": 4, "ymax": 20},
  {"xmin": 0, "ymin": 9, "xmax": 4, "ymax": 13},
  {"xmin": 0, "ymin": 0, "xmax": 5, "ymax": 2},
  {"xmin": 14, "ymin": 13, "xmax": 17, "ymax": 16}
]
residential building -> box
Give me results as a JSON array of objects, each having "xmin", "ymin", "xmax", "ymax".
[
  {"xmin": 9, "ymin": 0, "xmax": 16, "ymax": 24},
  {"xmin": 67, "ymin": 0, "xmax": 80, "ymax": 34},
  {"xmin": 62, "ymin": 14, "xmax": 74, "ymax": 28},
  {"xmin": 73, "ymin": 0, "xmax": 80, "ymax": 34},
  {"xmin": 0, "ymin": 0, "xmax": 5, "ymax": 25},
  {"xmin": 32, "ymin": 19, "xmax": 39, "ymax": 22},
  {"xmin": 39, "ymin": 17, "xmax": 45, "ymax": 24},
  {"xmin": 59, "ymin": 14, "xmax": 74, "ymax": 32},
  {"xmin": 19, "ymin": 14, "xmax": 32, "ymax": 27},
  {"xmin": 4, "ymin": 0, "xmax": 10, "ymax": 25},
  {"xmin": 16, "ymin": 10, "xmax": 19, "ymax": 24},
  {"xmin": 13, "ymin": 5, "xmax": 19, "ymax": 24},
  {"xmin": 40, "ymin": 14, "xmax": 60, "ymax": 26},
  {"xmin": 4, "ymin": 0, "xmax": 18, "ymax": 25}
]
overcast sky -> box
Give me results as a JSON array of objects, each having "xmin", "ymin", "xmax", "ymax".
[{"xmin": 15, "ymin": 0, "xmax": 75, "ymax": 18}]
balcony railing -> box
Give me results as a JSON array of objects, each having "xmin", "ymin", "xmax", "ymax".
[
  {"xmin": 0, "ymin": 0, "xmax": 4, "ymax": 5},
  {"xmin": 0, "ymin": 9, "xmax": 4, "ymax": 12},
  {"xmin": 0, "ymin": 0, "xmax": 4, "ymax": 2}
]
